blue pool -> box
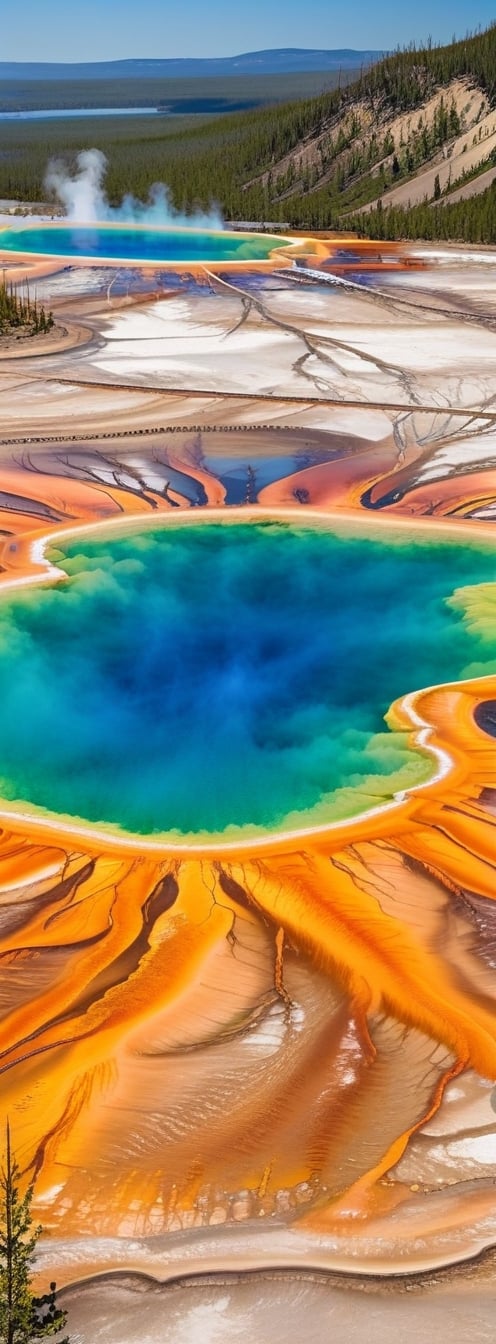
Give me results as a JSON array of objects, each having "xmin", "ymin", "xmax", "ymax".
[{"xmin": 0, "ymin": 223, "xmax": 291, "ymax": 264}]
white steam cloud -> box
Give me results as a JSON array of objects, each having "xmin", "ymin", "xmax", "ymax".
[{"xmin": 44, "ymin": 148, "xmax": 223, "ymax": 229}]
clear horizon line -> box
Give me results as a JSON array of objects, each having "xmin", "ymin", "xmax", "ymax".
[{"xmin": 0, "ymin": 46, "xmax": 387, "ymax": 62}]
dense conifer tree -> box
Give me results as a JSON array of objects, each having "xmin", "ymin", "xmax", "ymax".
[
  {"xmin": 0, "ymin": 282, "xmax": 54, "ymax": 336},
  {"xmin": 0, "ymin": 1124, "xmax": 68, "ymax": 1344}
]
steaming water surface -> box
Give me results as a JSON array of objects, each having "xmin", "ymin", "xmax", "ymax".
[{"xmin": 0, "ymin": 520, "xmax": 494, "ymax": 840}]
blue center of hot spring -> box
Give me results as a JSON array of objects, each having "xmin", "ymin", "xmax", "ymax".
[{"xmin": 0, "ymin": 520, "xmax": 494, "ymax": 839}]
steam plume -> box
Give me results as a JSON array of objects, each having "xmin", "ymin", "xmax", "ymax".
[{"xmin": 44, "ymin": 149, "xmax": 223, "ymax": 229}]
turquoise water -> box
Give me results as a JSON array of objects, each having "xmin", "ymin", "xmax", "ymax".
[
  {"xmin": 0, "ymin": 224, "xmax": 289, "ymax": 264},
  {"xmin": 0, "ymin": 520, "xmax": 494, "ymax": 839}
]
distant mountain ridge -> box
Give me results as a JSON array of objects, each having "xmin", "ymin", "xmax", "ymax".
[{"xmin": 0, "ymin": 49, "xmax": 384, "ymax": 80}]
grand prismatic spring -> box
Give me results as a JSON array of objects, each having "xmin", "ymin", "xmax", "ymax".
[
  {"xmin": 0, "ymin": 213, "xmax": 495, "ymax": 1342},
  {"xmin": 0, "ymin": 223, "xmax": 297, "ymax": 266}
]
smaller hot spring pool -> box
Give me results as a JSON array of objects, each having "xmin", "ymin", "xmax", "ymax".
[{"xmin": 0, "ymin": 223, "xmax": 293, "ymax": 265}]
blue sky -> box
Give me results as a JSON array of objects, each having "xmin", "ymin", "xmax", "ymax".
[{"xmin": 3, "ymin": 0, "xmax": 495, "ymax": 61}]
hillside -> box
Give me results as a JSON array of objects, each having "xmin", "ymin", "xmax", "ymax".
[
  {"xmin": 233, "ymin": 23, "xmax": 496, "ymax": 235},
  {"xmin": 0, "ymin": 49, "xmax": 383, "ymax": 80},
  {"xmin": 3, "ymin": 25, "xmax": 496, "ymax": 243}
]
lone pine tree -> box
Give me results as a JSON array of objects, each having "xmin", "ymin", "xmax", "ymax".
[{"xmin": 0, "ymin": 1124, "xmax": 69, "ymax": 1344}]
